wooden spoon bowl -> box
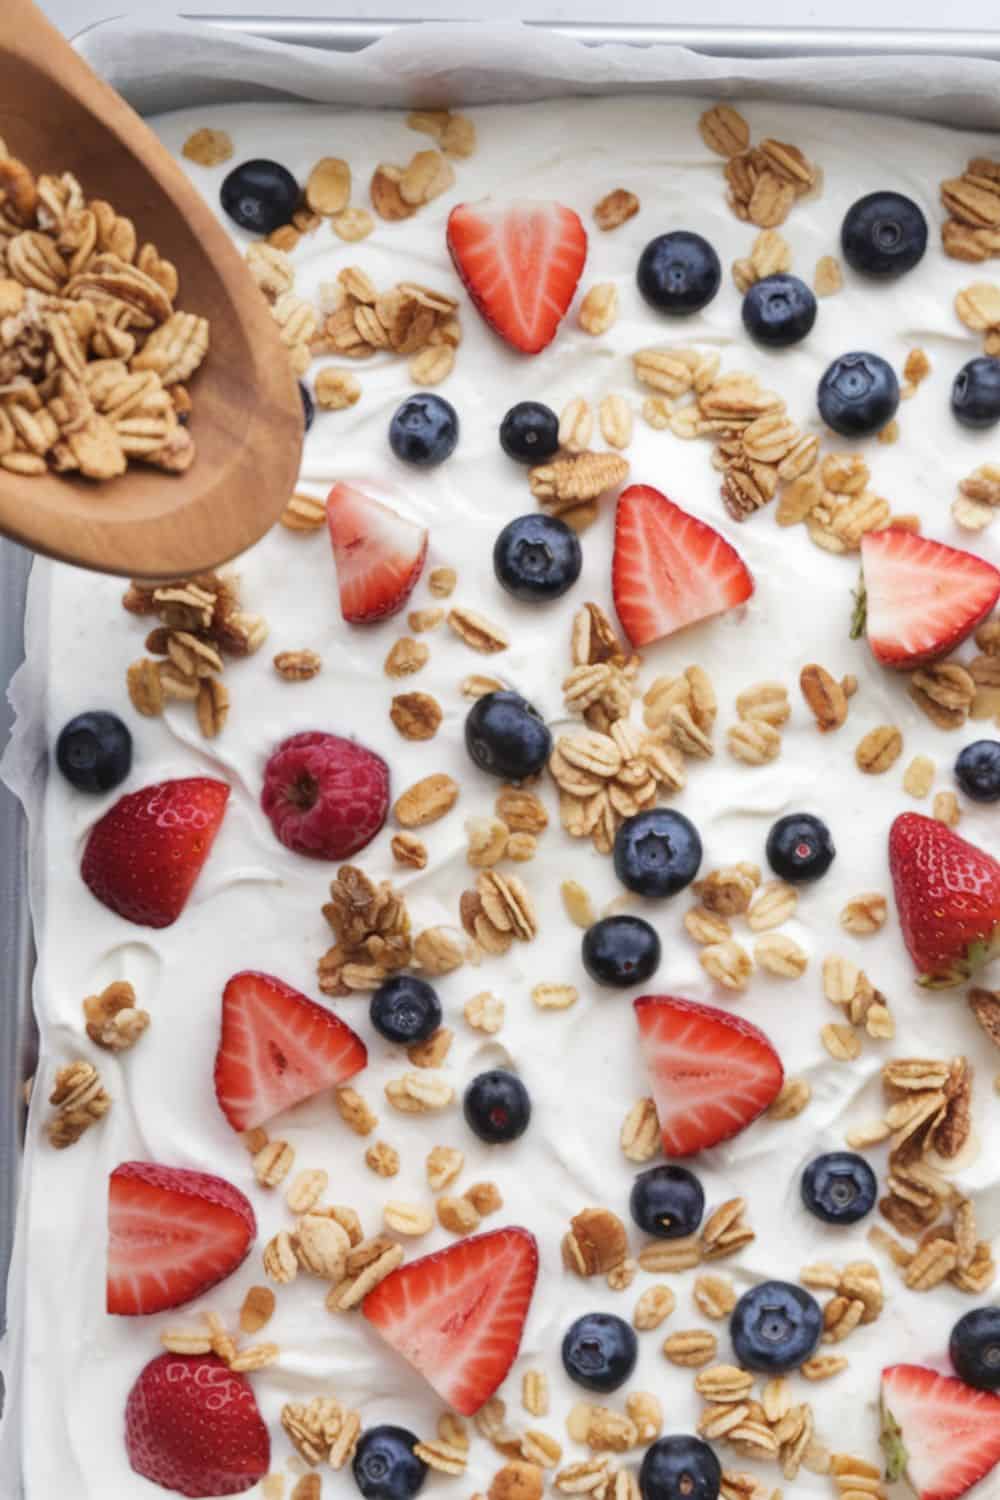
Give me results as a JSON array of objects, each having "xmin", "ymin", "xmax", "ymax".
[{"xmin": 0, "ymin": 0, "xmax": 303, "ymax": 578}]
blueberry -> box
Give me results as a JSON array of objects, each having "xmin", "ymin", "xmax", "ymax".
[
  {"xmin": 840, "ymin": 191, "xmax": 928, "ymax": 278},
  {"xmin": 730, "ymin": 1281, "xmax": 822, "ymax": 1374},
  {"xmin": 949, "ymin": 1307, "xmax": 1000, "ymax": 1391},
  {"xmin": 955, "ymin": 740, "xmax": 1000, "ymax": 802},
  {"xmin": 299, "ymin": 381, "xmax": 315, "ymax": 432},
  {"xmin": 801, "ymin": 1152, "xmax": 877, "ymax": 1225},
  {"xmin": 352, "ymin": 1425, "xmax": 427, "ymax": 1500},
  {"xmin": 465, "ymin": 691, "xmax": 552, "ymax": 780},
  {"xmin": 766, "ymin": 813, "xmax": 835, "ymax": 883},
  {"xmin": 581, "ymin": 915, "xmax": 661, "ymax": 988},
  {"xmin": 952, "ymin": 357, "xmax": 1000, "ymax": 429},
  {"xmin": 613, "ymin": 809, "xmax": 702, "ymax": 898},
  {"xmin": 493, "ymin": 515, "xmax": 582, "ymax": 603},
  {"xmin": 370, "ymin": 976, "xmax": 442, "ymax": 1046},
  {"xmin": 817, "ymin": 352, "xmax": 899, "ymax": 438},
  {"xmin": 55, "ymin": 712, "xmax": 132, "ymax": 794},
  {"xmin": 464, "ymin": 1070, "xmax": 531, "ymax": 1143},
  {"xmin": 499, "ymin": 401, "xmax": 560, "ymax": 464},
  {"xmin": 742, "ymin": 274, "xmax": 817, "ymax": 348},
  {"xmin": 561, "ymin": 1312, "xmax": 638, "ymax": 1393},
  {"xmin": 630, "ymin": 1164, "xmax": 705, "ymax": 1239},
  {"xmin": 389, "ymin": 394, "xmax": 459, "ymax": 467},
  {"xmin": 637, "ymin": 232, "xmax": 721, "ymax": 316},
  {"xmin": 639, "ymin": 1436, "xmax": 722, "ymax": 1500},
  {"xmin": 220, "ymin": 158, "xmax": 299, "ymax": 234}
]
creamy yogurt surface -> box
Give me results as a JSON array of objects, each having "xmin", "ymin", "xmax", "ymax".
[{"xmin": 3, "ymin": 93, "xmax": 1000, "ymax": 1500}]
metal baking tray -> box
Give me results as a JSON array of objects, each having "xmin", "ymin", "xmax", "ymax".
[{"xmin": 1, "ymin": 4, "xmax": 999, "ymax": 1468}]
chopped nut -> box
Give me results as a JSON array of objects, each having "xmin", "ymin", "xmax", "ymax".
[
  {"xmin": 183, "ymin": 127, "xmax": 234, "ymax": 166},
  {"xmin": 490, "ymin": 1460, "xmax": 544, "ymax": 1500},
  {"xmin": 564, "ymin": 1208, "xmax": 630, "ymax": 1276},
  {"xmin": 366, "ymin": 1141, "xmax": 401, "ymax": 1178},
  {"xmin": 82, "ymin": 981, "xmax": 150, "ymax": 1052},
  {"xmin": 800, "ymin": 663, "xmax": 849, "ymax": 732},
  {"xmin": 274, "ymin": 649, "xmax": 322, "ymax": 681},
  {"xmin": 530, "ymin": 451, "xmax": 630, "ymax": 506},
  {"xmin": 464, "ymin": 990, "xmax": 505, "ymax": 1034},
  {"xmin": 391, "ymin": 832, "xmax": 427, "ymax": 869},
  {"xmin": 314, "ymin": 368, "xmax": 360, "ymax": 410},
  {"xmin": 390, "ymin": 691, "xmax": 442, "ymax": 740},
  {"xmin": 240, "ymin": 1285, "xmax": 276, "ymax": 1335}
]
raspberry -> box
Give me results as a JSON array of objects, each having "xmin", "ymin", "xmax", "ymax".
[{"xmin": 261, "ymin": 731, "xmax": 389, "ymax": 860}]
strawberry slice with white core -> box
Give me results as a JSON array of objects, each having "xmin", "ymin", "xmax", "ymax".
[
  {"xmin": 362, "ymin": 1227, "xmax": 539, "ymax": 1415},
  {"xmin": 881, "ymin": 1363, "xmax": 1000, "ymax": 1500},
  {"xmin": 214, "ymin": 970, "xmax": 367, "ymax": 1133},
  {"xmin": 326, "ymin": 483, "xmax": 428, "ymax": 624},
  {"xmin": 634, "ymin": 995, "xmax": 784, "ymax": 1157},
  {"xmin": 108, "ymin": 1162, "xmax": 256, "ymax": 1316},
  {"xmin": 612, "ymin": 485, "xmax": 754, "ymax": 648},
  {"xmin": 446, "ymin": 199, "xmax": 587, "ymax": 354},
  {"xmin": 858, "ymin": 528, "xmax": 1000, "ymax": 669}
]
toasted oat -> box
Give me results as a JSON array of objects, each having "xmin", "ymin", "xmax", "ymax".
[
  {"xmin": 182, "ymin": 127, "xmax": 234, "ymax": 166},
  {"xmin": 638, "ymin": 1238, "xmax": 701, "ymax": 1273},
  {"xmin": 902, "ymin": 753, "xmax": 935, "ymax": 798},
  {"xmin": 767, "ymin": 1077, "xmax": 811, "ymax": 1120},
  {"xmin": 840, "ymin": 892, "xmax": 888, "ymax": 935},
  {"xmin": 426, "ymin": 1144, "xmax": 464, "ymax": 1191},
  {"xmin": 696, "ymin": 1365, "xmax": 756, "ymax": 1402},
  {"xmin": 579, "ymin": 282, "xmax": 619, "ymax": 335},
  {"xmin": 334, "ymin": 1085, "xmax": 377, "ymax": 1136},
  {"xmin": 699, "ymin": 104, "xmax": 751, "ymax": 157},
  {"xmin": 385, "ymin": 637, "xmax": 429, "ymax": 679},
  {"xmin": 263, "ymin": 1230, "xmax": 298, "ymax": 1285},
  {"xmin": 620, "ymin": 1097, "xmax": 660, "ymax": 1163},
  {"xmin": 821, "ymin": 1023, "xmax": 862, "ymax": 1061},
  {"xmin": 814, "ymin": 255, "xmax": 843, "ymax": 297},
  {"xmin": 700, "ymin": 939, "xmax": 753, "ymax": 991},
  {"xmin": 394, "ymin": 773, "xmax": 458, "ymax": 828},
  {"xmin": 933, "ymin": 789, "xmax": 961, "ymax": 826},
  {"xmin": 438, "ymin": 1195, "xmax": 481, "ymax": 1236},
  {"xmin": 366, "ymin": 1141, "xmax": 401, "ymax": 1178},
  {"xmin": 280, "ymin": 492, "xmax": 327, "ymax": 531},
  {"xmin": 412, "ymin": 926, "xmax": 464, "ymax": 975},
  {"xmin": 727, "ymin": 719, "xmax": 781, "ymax": 765},
  {"xmin": 314, "ymin": 368, "xmax": 360, "ymax": 410},
  {"xmin": 747, "ymin": 879, "xmax": 797, "ymax": 931},
  {"xmin": 448, "ymin": 605, "xmax": 509, "ymax": 653},
  {"xmin": 593, "ymin": 188, "xmax": 640, "ymax": 230},
  {"xmin": 855, "ymin": 725, "xmax": 903, "ymax": 773},
  {"xmin": 800, "ymin": 663, "xmax": 849, "ymax": 732},
  {"xmin": 464, "ymin": 990, "xmax": 505, "ymax": 1034},
  {"xmin": 663, "ymin": 1329, "xmax": 718, "ymax": 1366},
  {"xmin": 407, "ymin": 1026, "xmax": 454, "ymax": 1069},
  {"xmin": 684, "ymin": 907, "xmax": 732, "ymax": 945},
  {"xmin": 390, "ymin": 691, "xmax": 442, "ymax": 740},
  {"xmin": 532, "ymin": 982, "xmax": 578, "ymax": 1011},
  {"xmin": 274, "ymin": 649, "xmax": 322, "ymax": 682},
  {"xmin": 530, "ymin": 451, "xmax": 630, "ymax": 506},
  {"xmin": 254, "ymin": 1139, "xmax": 294, "ymax": 1187},
  {"xmin": 754, "ymin": 932, "xmax": 808, "ymax": 978},
  {"xmin": 428, "ymin": 566, "xmax": 457, "ymax": 597}
]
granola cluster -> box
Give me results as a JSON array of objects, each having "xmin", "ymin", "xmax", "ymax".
[
  {"xmin": 698, "ymin": 105, "xmax": 820, "ymax": 228},
  {"xmin": 122, "ymin": 570, "xmax": 268, "ymax": 738},
  {"xmin": 0, "ymin": 149, "xmax": 205, "ymax": 479}
]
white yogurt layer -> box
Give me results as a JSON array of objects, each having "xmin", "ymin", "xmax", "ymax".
[{"xmin": 3, "ymin": 93, "xmax": 1000, "ymax": 1500}]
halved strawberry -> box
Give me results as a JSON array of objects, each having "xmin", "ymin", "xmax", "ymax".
[
  {"xmin": 634, "ymin": 995, "xmax": 784, "ymax": 1157},
  {"xmin": 881, "ymin": 1364, "xmax": 1000, "ymax": 1500},
  {"xmin": 81, "ymin": 777, "xmax": 229, "ymax": 929},
  {"xmin": 889, "ymin": 812, "xmax": 1000, "ymax": 986},
  {"xmin": 362, "ymin": 1227, "xmax": 539, "ymax": 1415},
  {"xmin": 612, "ymin": 485, "xmax": 754, "ymax": 649},
  {"xmin": 126, "ymin": 1353, "xmax": 270, "ymax": 1496},
  {"xmin": 446, "ymin": 199, "xmax": 587, "ymax": 354},
  {"xmin": 326, "ymin": 483, "xmax": 428, "ymax": 624},
  {"xmin": 856, "ymin": 528, "xmax": 1000, "ymax": 669},
  {"xmin": 214, "ymin": 970, "xmax": 367, "ymax": 1132},
  {"xmin": 108, "ymin": 1162, "xmax": 256, "ymax": 1316}
]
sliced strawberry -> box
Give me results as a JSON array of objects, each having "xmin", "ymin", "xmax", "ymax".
[
  {"xmin": 326, "ymin": 483, "xmax": 428, "ymax": 624},
  {"xmin": 126, "ymin": 1353, "xmax": 269, "ymax": 1497},
  {"xmin": 889, "ymin": 812, "xmax": 1000, "ymax": 986},
  {"xmin": 108, "ymin": 1162, "xmax": 256, "ymax": 1316},
  {"xmin": 612, "ymin": 485, "xmax": 754, "ymax": 649},
  {"xmin": 634, "ymin": 995, "xmax": 784, "ymax": 1157},
  {"xmin": 857, "ymin": 528, "xmax": 1000, "ymax": 669},
  {"xmin": 81, "ymin": 777, "xmax": 229, "ymax": 928},
  {"xmin": 214, "ymin": 970, "xmax": 367, "ymax": 1132},
  {"xmin": 881, "ymin": 1364, "xmax": 1000, "ymax": 1500},
  {"xmin": 362, "ymin": 1227, "xmax": 539, "ymax": 1415},
  {"xmin": 446, "ymin": 199, "xmax": 587, "ymax": 354}
]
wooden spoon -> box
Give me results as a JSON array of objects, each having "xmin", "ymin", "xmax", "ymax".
[{"xmin": 0, "ymin": 0, "xmax": 303, "ymax": 579}]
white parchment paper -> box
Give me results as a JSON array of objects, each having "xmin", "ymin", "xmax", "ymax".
[{"xmin": 75, "ymin": 16, "xmax": 1000, "ymax": 130}]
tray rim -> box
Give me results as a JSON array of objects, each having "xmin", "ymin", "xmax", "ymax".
[{"xmin": 183, "ymin": 16, "xmax": 1000, "ymax": 59}]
